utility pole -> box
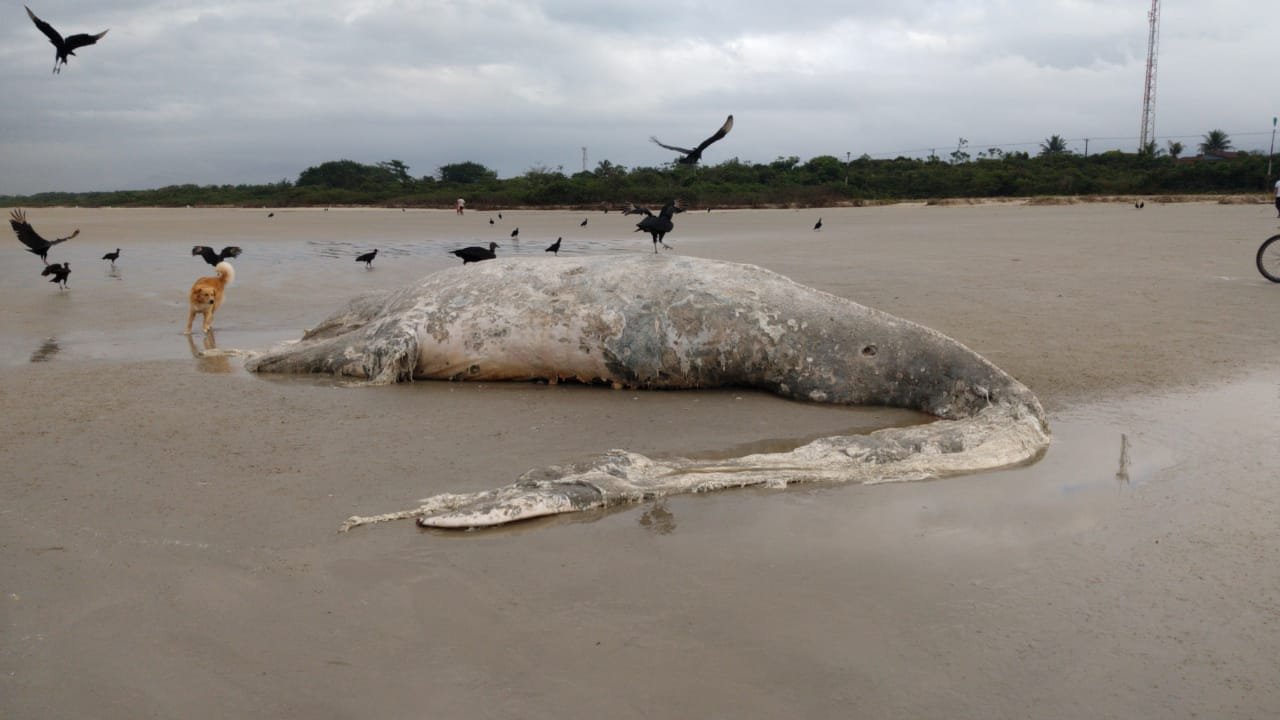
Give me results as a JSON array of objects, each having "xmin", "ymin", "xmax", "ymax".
[
  {"xmin": 1138, "ymin": 0, "xmax": 1161, "ymax": 152},
  {"xmin": 581, "ymin": 147, "xmax": 587, "ymax": 174},
  {"xmin": 1267, "ymin": 117, "xmax": 1277, "ymax": 188}
]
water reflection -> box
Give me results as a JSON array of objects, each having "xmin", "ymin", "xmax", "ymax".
[
  {"xmin": 302, "ymin": 236, "xmax": 636, "ymax": 262},
  {"xmin": 187, "ymin": 330, "xmax": 232, "ymax": 374},
  {"xmin": 638, "ymin": 501, "xmax": 677, "ymax": 535},
  {"xmin": 29, "ymin": 337, "xmax": 60, "ymax": 363},
  {"xmin": 1115, "ymin": 433, "xmax": 1131, "ymax": 485}
]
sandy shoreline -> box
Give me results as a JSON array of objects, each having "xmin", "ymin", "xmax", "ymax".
[{"xmin": 3, "ymin": 204, "xmax": 1280, "ymax": 718}]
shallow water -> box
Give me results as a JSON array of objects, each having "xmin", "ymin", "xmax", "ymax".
[
  {"xmin": 9, "ymin": 358, "xmax": 1275, "ymax": 719},
  {"xmin": 0, "ymin": 209, "xmax": 690, "ymax": 367},
  {"xmin": 5, "ymin": 205, "xmax": 1280, "ymax": 718}
]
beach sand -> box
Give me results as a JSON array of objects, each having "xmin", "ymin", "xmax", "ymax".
[{"xmin": 2, "ymin": 202, "xmax": 1279, "ymax": 718}]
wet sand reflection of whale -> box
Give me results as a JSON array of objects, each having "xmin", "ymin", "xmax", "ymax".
[{"xmin": 244, "ymin": 255, "xmax": 1051, "ymax": 530}]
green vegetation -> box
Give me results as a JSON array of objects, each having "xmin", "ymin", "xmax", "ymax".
[
  {"xmin": 3, "ymin": 141, "xmax": 1274, "ymax": 209},
  {"xmin": 1039, "ymin": 135, "xmax": 1069, "ymax": 157},
  {"xmin": 1198, "ymin": 129, "xmax": 1233, "ymax": 155}
]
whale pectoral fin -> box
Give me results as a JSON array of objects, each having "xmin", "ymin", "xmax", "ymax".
[{"xmin": 358, "ymin": 321, "xmax": 420, "ymax": 384}]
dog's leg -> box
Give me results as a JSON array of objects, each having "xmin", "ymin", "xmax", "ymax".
[{"xmin": 185, "ymin": 308, "xmax": 197, "ymax": 335}]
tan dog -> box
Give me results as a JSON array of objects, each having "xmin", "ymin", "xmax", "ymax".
[{"xmin": 185, "ymin": 261, "xmax": 234, "ymax": 334}]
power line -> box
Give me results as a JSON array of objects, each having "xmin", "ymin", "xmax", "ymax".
[{"xmin": 861, "ymin": 129, "xmax": 1276, "ymax": 159}]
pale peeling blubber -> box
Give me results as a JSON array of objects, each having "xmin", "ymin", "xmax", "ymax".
[{"xmin": 245, "ymin": 255, "xmax": 1050, "ymax": 530}]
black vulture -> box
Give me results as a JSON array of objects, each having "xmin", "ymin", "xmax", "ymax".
[
  {"xmin": 102, "ymin": 248, "xmax": 120, "ymax": 265},
  {"xmin": 580, "ymin": 218, "xmax": 588, "ymax": 227},
  {"xmin": 356, "ymin": 249, "xmax": 378, "ymax": 267},
  {"xmin": 634, "ymin": 201, "xmax": 683, "ymax": 253},
  {"xmin": 41, "ymin": 261, "xmax": 71, "ymax": 289},
  {"xmin": 545, "ymin": 237, "xmax": 562, "ymax": 255},
  {"xmin": 450, "ymin": 241, "xmax": 499, "ymax": 264},
  {"xmin": 25, "ymin": 6, "xmax": 108, "ymax": 74},
  {"xmin": 650, "ymin": 115, "xmax": 733, "ymax": 165},
  {"xmin": 510, "ymin": 227, "xmax": 519, "ymax": 239},
  {"xmin": 10, "ymin": 208, "xmax": 78, "ymax": 264},
  {"xmin": 192, "ymin": 245, "xmax": 242, "ymax": 266},
  {"xmin": 813, "ymin": 217, "xmax": 823, "ymax": 231}
]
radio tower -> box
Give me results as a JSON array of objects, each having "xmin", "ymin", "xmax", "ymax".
[{"xmin": 1138, "ymin": 0, "xmax": 1161, "ymax": 152}]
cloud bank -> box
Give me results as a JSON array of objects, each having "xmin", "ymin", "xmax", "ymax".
[{"xmin": 0, "ymin": 1, "xmax": 1272, "ymax": 194}]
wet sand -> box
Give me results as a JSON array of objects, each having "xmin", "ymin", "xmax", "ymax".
[{"xmin": 3, "ymin": 203, "xmax": 1279, "ymax": 718}]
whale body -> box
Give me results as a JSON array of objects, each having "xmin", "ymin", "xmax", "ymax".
[{"xmin": 245, "ymin": 255, "xmax": 1050, "ymax": 529}]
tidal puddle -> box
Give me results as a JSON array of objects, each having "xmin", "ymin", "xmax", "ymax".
[{"xmin": 1, "ymin": 230, "xmax": 676, "ymax": 368}]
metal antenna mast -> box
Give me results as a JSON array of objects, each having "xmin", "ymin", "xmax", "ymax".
[{"xmin": 1139, "ymin": 0, "xmax": 1161, "ymax": 152}]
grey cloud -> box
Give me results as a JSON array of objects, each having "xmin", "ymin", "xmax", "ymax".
[{"xmin": 0, "ymin": 1, "xmax": 1271, "ymax": 194}]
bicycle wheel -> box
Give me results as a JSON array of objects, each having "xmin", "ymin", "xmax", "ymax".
[{"xmin": 1257, "ymin": 234, "xmax": 1280, "ymax": 283}]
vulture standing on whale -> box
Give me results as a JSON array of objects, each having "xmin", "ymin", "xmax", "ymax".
[
  {"xmin": 450, "ymin": 242, "xmax": 499, "ymax": 264},
  {"xmin": 25, "ymin": 6, "xmax": 109, "ymax": 74},
  {"xmin": 10, "ymin": 208, "xmax": 78, "ymax": 264},
  {"xmin": 650, "ymin": 115, "xmax": 734, "ymax": 165}
]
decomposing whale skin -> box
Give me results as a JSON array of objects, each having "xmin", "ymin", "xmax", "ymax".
[{"xmin": 245, "ymin": 255, "xmax": 1050, "ymax": 530}]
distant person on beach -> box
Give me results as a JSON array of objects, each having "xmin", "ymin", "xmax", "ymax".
[
  {"xmin": 456, "ymin": 198, "xmax": 466, "ymax": 215},
  {"xmin": 1274, "ymin": 179, "xmax": 1280, "ymax": 218}
]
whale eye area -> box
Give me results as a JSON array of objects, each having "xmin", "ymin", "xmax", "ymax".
[{"xmin": 860, "ymin": 344, "xmax": 878, "ymax": 357}]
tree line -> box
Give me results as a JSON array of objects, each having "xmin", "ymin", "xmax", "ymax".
[{"xmin": 4, "ymin": 130, "xmax": 1271, "ymax": 209}]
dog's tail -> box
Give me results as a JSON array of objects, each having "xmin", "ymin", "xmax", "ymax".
[{"xmin": 214, "ymin": 261, "xmax": 235, "ymax": 286}]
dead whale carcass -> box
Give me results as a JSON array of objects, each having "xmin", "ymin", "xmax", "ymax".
[{"xmin": 245, "ymin": 255, "xmax": 1050, "ymax": 529}]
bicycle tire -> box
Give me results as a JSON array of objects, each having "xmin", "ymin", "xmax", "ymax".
[{"xmin": 1257, "ymin": 234, "xmax": 1280, "ymax": 283}]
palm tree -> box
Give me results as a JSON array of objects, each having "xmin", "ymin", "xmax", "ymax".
[
  {"xmin": 1198, "ymin": 129, "xmax": 1233, "ymax": 156},
  {"xmin": 1039, "ymin": 134, "xmax": 1068, "ymax": 157},
  {"xmin": 1167, "ymin": 140, "xmax": 1184, "ymax": 159}
]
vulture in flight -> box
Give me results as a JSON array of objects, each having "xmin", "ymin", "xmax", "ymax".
[
  {"xmin": 10, "ymin": 208, "xmax": 78, "ymax": 264},
  {"xmin": 650, "ymin": 115, "xmax": 734, "ymax": 165},
  {"xmin": 25, "ymin": 6, "xmax": 109, "ymax": 74}
]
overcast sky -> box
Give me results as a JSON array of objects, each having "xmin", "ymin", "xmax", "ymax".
[{"xmin": 0, "ymin": 1, "xmax": 1274, "ymax": 195}]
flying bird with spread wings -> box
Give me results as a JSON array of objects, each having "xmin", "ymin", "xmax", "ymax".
[
  {"xmin": 10, "ymin": 209, "xmax": 78, "ymax": 264},
  {"xmin": 41, "ymin": 261, "xmax": 71, "ymax": 289},
  {"xmin": 634, "ymin": 201, "xmax": 684, "ymax": 253},
  {"xmin": 192, "ymin": 245, "xmax": 243, "ymax": 266},
  {"xmin": 650, "ymin": 115, "xmax": 734, "ymax": 165},
  {"xmin": 25, "ymin": 6, "xmax": 109, "ymax": 74}
]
